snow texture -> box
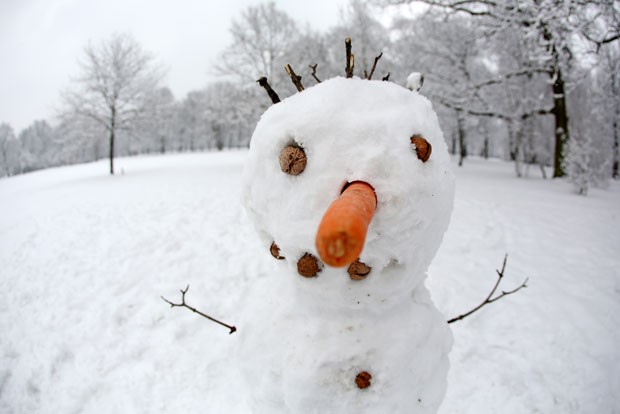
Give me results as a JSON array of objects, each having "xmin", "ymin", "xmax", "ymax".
[
  {"xmin": 240, "ymin": 77, "xmax": 454, "ymax": 413},
  {"xmin": 0, "ymin": 153, "xmax": 619, "ymax": 414},
  {"xmin": 406, "ymin": 72, "xmax": 424, "ymax": 92}
]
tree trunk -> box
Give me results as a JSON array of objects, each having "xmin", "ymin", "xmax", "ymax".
[
  {"xmin": 451, "ymin": 133, "xmax": 457, "ymax": 155},
  {"xmin": 457, "ymin": 113, "xmax": 467, "ymax": 167},
  {"xmin": 109, "ymin": 129, "xmax": 115, "ymax": 175},
  {"xmin": 551, "ymin": 67, "xmax": 569, "ymax": 178},
  {"xmin": 109, "ymin": 107, "xmax": 116, "ymax": 175},
  {"xmin": 613, "ymin": 119, "xmax": 619, "ymax": 179},
  {"xmin": 514, "ymin": 125, "xmax": 523, "ymax": 178},
  {"xmin": 482, "ymin": 134, "xmax": 489, "ymax": 159}
]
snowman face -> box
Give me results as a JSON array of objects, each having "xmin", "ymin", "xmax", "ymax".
[{"xmin": 242, "ymin": 77, "xmax": 454, "ymax": 290}]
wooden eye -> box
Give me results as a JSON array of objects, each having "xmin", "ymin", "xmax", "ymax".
[
  {"xmin": 410, "ymin": 135, "xmax": 432, "ymax": 162},
  {"xmin": 279, "ymin": 145, "xmax": 307, "ymax": 175},
  {"xmin": 270, "ymin": 241, "xmax": 285, "ymax": 260}
]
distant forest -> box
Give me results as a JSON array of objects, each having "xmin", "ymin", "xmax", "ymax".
[{"xmin": 1, "ymin": 0, "xmax": 618, "ymax": 189}]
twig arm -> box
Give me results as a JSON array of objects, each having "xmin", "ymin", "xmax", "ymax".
[
  {"xmin": 447, "ymin": 255, "xmax": 528, "ymax": 324},
  {"xmin": 162, "ymin": 285, "xmax": 237, "ymax": 334}
]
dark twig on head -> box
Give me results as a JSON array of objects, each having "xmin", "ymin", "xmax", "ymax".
[
  {"xmin": 285, "ymin": 64, "xmax": 304, "ymax": 92},
  {"xmin": 447, "ymin": 255, "xmax": 528, "ymax": 324},
  {"xmin": 309, "ymin": 64, "xmax": 321, "ymax": 83},
  {"xmin": 367, "ymin": 52, "xmax": 383, "ymax": 80},
  {"xmin": 162, "ymin": 285, "xmax": 237, "ymax": 334},
  {"xmin": 382, "ymin": 72, "xmax": 391, "ymax": 82},
  {"xmin": 256, "ymin": 77, "xmax": 280, "ymax": 104},
  {"xmin": 345, "ymin": 37, "xmax": 354, "ymax": 78}
]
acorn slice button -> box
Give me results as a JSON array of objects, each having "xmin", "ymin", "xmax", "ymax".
[
  {"xmin": 348, "ymin": 259, "xmax": 371, "ymax": 280},
  {"xmin": 297, "ymin": 253, "xmax": 322, "ymax": 278}
]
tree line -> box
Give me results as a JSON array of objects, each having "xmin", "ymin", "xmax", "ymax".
[{"xmin": 1, "ymin": 0, "xmax": 618, "ymax": 190}]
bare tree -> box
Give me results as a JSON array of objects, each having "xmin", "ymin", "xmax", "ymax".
[
  {"xmin": 215, "ymin": 2, "xmax": 300, "ymax": 91},
  {"xmin": 62, "ymin": 33, "xmax": 164, "ymax": 175},
  {"xmin": 379, "ymin": 0, "xmax": 620, "ymax": 178}
]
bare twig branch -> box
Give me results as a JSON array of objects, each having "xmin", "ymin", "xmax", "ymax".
[
  {"xmin": 285, "ymin": 64, "xmax": 304, "ymax": 92},
  {"xmin": 256, "ymin": 77, "xmax": 280, "ymax": 104},
  {"xmin": 345, "ymin": 37, "xmax": 354, "ymax": 78},
  {"xmin": 309, "ymin": 64, "xmax": 321, "ymax": 83},
  {"xmin": 447, "ymin": 255, "xmax": 528, "ymax": 324},
  {"xmin": 162, "ymin": 285, "xmax": 237, "ymax": 334},
  {"xmin": 367, "ymin": 52, "xmax": 383, "ymax": 80}
]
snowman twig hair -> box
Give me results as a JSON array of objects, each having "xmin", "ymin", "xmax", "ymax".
[
  {"xmin": 285, "ymin": 64, "xmax": 304, "ymax": 92},
  {"xmin": 367, "ymin": 52, "xmax": 383, "ymax": 80},
  {"xmin": 256, "ymin": 77, "xmax": 281, "ymax": 104},
  {"xmin": 162, "ymin": 285, "xmax": 237, "ymax": 334},
  {"xmin": 309, "ymin": 64, "xmax": 321, "ymax": 83},
  {"xmin": 345, "ymin": 37, "xmax": 355, "ymax": 78},
  {"xmin": 447, "ymin": 254, "xmax": 528, "ymax": 324}
]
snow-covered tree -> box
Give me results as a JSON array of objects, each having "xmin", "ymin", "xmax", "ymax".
[
  {"xmin": 17, "ymin": 120, "xmax": 57, "ymax": 174},
  {"xmin": 378, "ymin": 0, "xmax": 620, "ymax": 177},
  {"xmin": 563, "ymin": 131, "xmax": 608, "ymax": 195},
  {"xmin": 0, "ymin": 123, "xmax": 16, "ymax": 177},
  {"xmin": 175, "ymin": 90, "xmax": 209, "ymax": 151},
  {"xmin": 62, "ymin": 33, "xmax": 165, "ymax": 174},
  {"xmin": 134, "ymin": 87, "xmax": 176, "ymax": 154},
  {"xmin": 215, "ymin": 2, "xmax": 300, "ymax": 92}
]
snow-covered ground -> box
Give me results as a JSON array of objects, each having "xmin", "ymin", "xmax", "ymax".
[{"xmin": 1, "ymin": 151, "xmax": 618, "ymax": 413}]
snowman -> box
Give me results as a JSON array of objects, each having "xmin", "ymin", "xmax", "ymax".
[{"xmin": 238, "ymin": 66, "xmax": 455, "ymax": 413}]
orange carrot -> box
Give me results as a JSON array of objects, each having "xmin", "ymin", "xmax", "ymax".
[{"xmin": 316, "ymin": 182, "xmax": 377, "ymax": 267}]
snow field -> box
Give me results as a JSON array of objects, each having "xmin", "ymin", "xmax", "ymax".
[{"xmin": 1, "ymin": 152, "xmax": 619, "ymax": 413}]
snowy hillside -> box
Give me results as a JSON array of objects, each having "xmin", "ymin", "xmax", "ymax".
[{"xmin": 1, "ymin": 151, "xmax": 618, "ymax": 413}]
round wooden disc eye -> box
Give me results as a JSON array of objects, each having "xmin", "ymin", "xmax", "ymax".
[
  {"xmin": 279, "ymin": 145, "xmax": 307, "ymax": 175},
  {"xmin": 410, "ymin": 135, "xmax": 432, "ymax": 162}
]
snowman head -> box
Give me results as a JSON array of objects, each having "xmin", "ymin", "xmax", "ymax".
[{"xmin": 242, "ymin": 76, "xmax": 454, "ymax": 295}]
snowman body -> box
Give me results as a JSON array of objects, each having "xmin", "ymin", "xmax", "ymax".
[{"xmin": 239, "ymin": 77, "xmax": 455, "ymax": 413}]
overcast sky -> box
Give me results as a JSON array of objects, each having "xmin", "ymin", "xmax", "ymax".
[{"xmin": 0, "ymin": 0, "xmax": 348, "ymax": 133}]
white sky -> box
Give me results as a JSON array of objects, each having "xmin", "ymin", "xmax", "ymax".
[{"xmin": 0, "ymin": 0, "xmax": 348, "ymax": 133}]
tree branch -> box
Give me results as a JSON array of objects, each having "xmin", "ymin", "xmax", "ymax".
[
  {"xmin": 447, "ymin": 255, "xmax": 528, "ymax": 324},
  {"xmin": 161, "ymin": 285, "xmax": 237, "ymax": 334}
]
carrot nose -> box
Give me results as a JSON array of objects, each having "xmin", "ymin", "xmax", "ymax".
[{"xmin": 316, "ymin": 182, "xmax": 377, "ymax": 267}]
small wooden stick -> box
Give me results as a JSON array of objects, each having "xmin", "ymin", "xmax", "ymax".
[
  {"xmin": 256, "ymin": 77, "xmax": 280, "ymax": 104},
  {"xmin": 309, "ymin": 64, "xmax": 321, "ymax": 83},
  {"xmin": 382, "ymin": 72, "xmax": 391, "ymax": 81},
  {"xmin": 367, "ymin": 52, "xmax": 383, "ymax": 80},
  {"xmin": 162, "ymin": 285, "xmax": 237, "ymax": 334},
  {"xmin": 285, "ymin": 64, "xmax": 304, "ymax": 92},
  {"xmin": 447, "ymin": 255, "xmax": 528, "ymax": 324},
  {"xmin": 345, "ymin": 37, "xmax": 354, "ymax": 78}
]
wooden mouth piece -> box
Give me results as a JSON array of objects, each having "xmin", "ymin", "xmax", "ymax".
[{"xmin": 315, "ymin": 181, "xmax": 377, "ymax": 267}]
